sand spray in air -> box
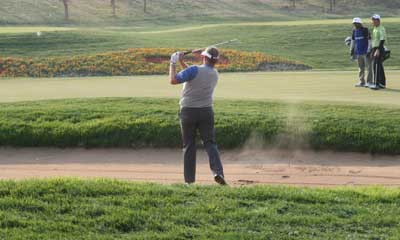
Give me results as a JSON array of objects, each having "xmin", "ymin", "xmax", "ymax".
[
  {"xmin": 240, "ymin": 102, "xmax": 311, "ymax": 167},
  {"xmin": 275, "ymin": 103, "xmax": 311, "ymax": 150}
]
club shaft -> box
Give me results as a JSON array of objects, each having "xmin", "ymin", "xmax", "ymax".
[{"xmin": 184, "ymin": 39, "xmax": 238, "ymax": 55}]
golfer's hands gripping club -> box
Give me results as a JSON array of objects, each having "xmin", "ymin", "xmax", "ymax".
[
  {"xmin": 169, "ymin": 52, "xmax": 187, "ymax": 85},
  {"xmin": 170, "ymin": 52, "xmax": 182, "ymax": 65}
]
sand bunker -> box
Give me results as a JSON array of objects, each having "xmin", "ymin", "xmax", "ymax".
[{"xmin": 0, "ymin": 148, "xmax": 399, "ymax": 186}]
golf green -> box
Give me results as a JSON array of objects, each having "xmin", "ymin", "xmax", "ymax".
[{"xmin": 1, "ymin": 71, "xmax": 399, "ymax": 106}]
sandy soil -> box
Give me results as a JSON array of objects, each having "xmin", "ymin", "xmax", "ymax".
[{"xmin": 0, "ymin": 148, "xmax": 399, "ymax": 186}]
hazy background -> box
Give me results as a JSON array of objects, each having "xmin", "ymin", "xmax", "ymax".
[{"xmin": 1, "ymin": 0, "xmax": 399, "ymax": 25}]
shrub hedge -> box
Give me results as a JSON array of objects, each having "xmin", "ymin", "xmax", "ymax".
[
  {"xmin": 0, "ymin": 48, "xmax": 310, "ymax": 78},
  {"xmin": 0, "ymin": 98, "xmax": 399, "ymax": 154}
]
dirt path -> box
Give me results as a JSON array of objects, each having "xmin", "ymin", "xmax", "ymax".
[{"xmin": 0, "ymin": 148, "xmax": 399, "ymax": 186}]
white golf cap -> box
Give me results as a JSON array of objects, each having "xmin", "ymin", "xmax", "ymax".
[
  {"xmin": 372, "ymin": 14, "xmax": 381, "ymax": 20},
  {"xmin": 201, "ymin": 47, "xmax": 220, "ymax": 60},
  {"xmin": 352, "ymin": 17, "xmax": 362, "ymax": 24}
]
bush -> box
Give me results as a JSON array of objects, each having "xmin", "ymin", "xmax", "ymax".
[
  {"xmin": 0, "ymin": 48, "xmax": 310, "ymax": 78},
  {"xmin": 0, "ymin": 98, "xmax": 399, "ymax": 154}
]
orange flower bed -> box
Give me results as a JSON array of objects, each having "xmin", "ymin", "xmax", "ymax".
[{"xmin": 0, "ymin": 48, "xmax": 310, "ymax": 78}]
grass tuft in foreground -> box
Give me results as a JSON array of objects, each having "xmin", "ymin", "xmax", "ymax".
[{"xmin": 0, "ymin": 179, "xmax": 399, "ymax": 239}]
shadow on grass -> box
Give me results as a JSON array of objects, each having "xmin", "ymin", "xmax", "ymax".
[{"xmin": 384, "ymin": 88, "xmax": 400, "ymax": 93}]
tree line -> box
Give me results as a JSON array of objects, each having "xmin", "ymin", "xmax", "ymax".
[{"xmin": 59, "ymin": 0, "xmax": 148, "ymax": 21}]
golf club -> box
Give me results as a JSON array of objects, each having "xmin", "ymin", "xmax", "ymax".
[{"xmin": 183, "ymin": 39, "xmax": 240, "ymax": 55}]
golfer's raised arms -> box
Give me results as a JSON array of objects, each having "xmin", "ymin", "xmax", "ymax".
[
  {"xmin": 169, "ymin": 52, "xmax": 198, "ymax": 85},
  {"xmin": 169, "ymin": 52, "xmax": 181, "ymax": 85},
  {"xmin": 176, "ymin": 66, "xmax": 199, "ymax": 84}
]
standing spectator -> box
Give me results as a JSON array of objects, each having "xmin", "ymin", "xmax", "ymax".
[
  {"xmin": 350, "ymin": 17, "xmax": 372, "ymax": 88},
  {"xmin": 370, "ymin": 14, "xmax": 387, "ymax": 90}
]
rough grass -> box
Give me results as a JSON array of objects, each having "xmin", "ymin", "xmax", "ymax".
[
  {"xmin": 0, "ymin": 98, "xmax": 400, "ymax": 154},
  {"xmin": 0, "ymin": 179, "xmax": 399, "ymax": 239},
  {"xmin": 1, "ymin": 0, "xmax": 399, "ymax": 25},
  {"xmin": 0, "ymin": 20, "xmax": 399, "ymax": 69},
  {"xmin": 0, "ymin": 0, "xmax": 289, "ymax": 25}
]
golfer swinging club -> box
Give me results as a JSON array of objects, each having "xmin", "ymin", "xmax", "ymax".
[{"xmin": 169, "ymin": 47, "xmax": 227, "ymax": 185}]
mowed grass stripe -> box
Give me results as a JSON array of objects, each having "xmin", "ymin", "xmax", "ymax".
[
  {"xmin": 1, "ymin": 18, "xmax": 400, "ymax": 34},
  {"xmin": 0, "ymin": 27, "xmax": 76, "ymax": 34},
  {"xmin": 0, "ymin": 179, "xmax": 399, "ymax": 239},
  {"xmin": 135, "ymin": 17, "xmax": 400, "ymax": 33}
]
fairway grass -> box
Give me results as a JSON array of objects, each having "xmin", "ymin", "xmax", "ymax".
[
  {"xmin": 135, "ymin": 17, "xmax": 400, "ymax": 33},
  {"xmin": 0, "ymin": 179, "xmax": 399, "ymax": 239},
  {"xmin": 2, "ymin": 17, "xmax": 400, "ymax": 34},
  {"xmin": 13, "ymin": 18, "xmax": 391, "ymax": 34},
  {"xmin": 1, "ymin": 71, "xmax": 399, "ymax": 107},
  {"xmin": 1, "ymin": 19, "xmax": 399, "ymax": 69},
  {"xmin": 0, "ymin": 27, "xmax": 76, "ymax": 34}
]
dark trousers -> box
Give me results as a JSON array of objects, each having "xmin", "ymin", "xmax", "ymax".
[
  {"xmin": 179, "ymin": 107, "xmax": 224, "ymax": 183},
  {"xmin": 372, "ymin": 48, "xmax": 386, "ymax": 87}
]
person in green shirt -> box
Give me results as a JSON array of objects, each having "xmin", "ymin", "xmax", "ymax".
[{"xmin": 370, "ymin": 14, "xmax": 386, "ymax": 90}]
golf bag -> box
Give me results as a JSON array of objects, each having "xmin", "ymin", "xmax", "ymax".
[
  {"xmin": 383, "ymin": 47, "xmax": 391, "ymax": 62},
  {"xmin": 345, "ymin": 36, "xmax": 357, "ymax": 61},
  {"xmin": 344, "ymin": 36, "xmax": 352, "ymax": 46}
]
